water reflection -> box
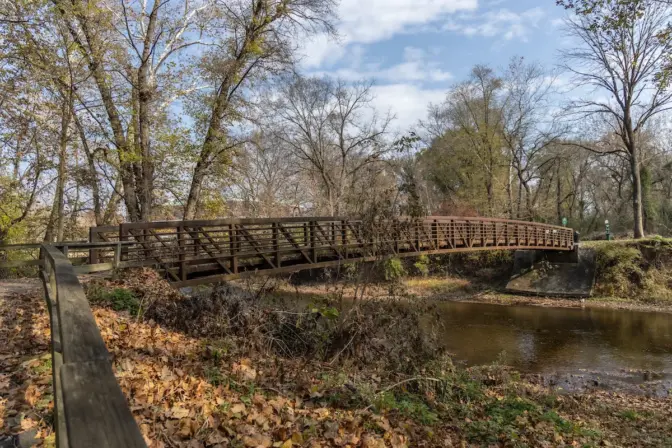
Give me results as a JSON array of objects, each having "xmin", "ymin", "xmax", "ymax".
[{"xmin": 437, "ymin": 301, "xmax": 672, "ymax": 374}]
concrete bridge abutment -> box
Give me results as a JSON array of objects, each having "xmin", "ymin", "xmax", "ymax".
[{"xmin": 506, "ymin": 246, "xmax": 596, "ymax": 298}]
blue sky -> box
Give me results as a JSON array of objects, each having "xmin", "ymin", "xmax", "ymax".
[{"xmin": 298, "ymin": 0, "xmax": 569, "ymax": 131}]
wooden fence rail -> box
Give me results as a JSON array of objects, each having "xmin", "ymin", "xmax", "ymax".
[{"xmin": 40, "ymin": 245, "xmax": 146, "ymax": 447}]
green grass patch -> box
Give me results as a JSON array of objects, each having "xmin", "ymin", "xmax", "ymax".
[
  {"xmin": 404, "ymin": 277, "xmax": 473, "ymax": 296},
  {"xmin": 30, "ymin": 356, "xmax": 52, "ymax": 376},
  {"xmin": 373, "ymin": 392, "xmax": 440, "ymax": 425},
  {"xmin": 618, "ymin": 409, "xmax": 642, "ymax": 421},
  {"xmin": 87, "ymin": 283, "xmax": 141, "ymax": 315}
]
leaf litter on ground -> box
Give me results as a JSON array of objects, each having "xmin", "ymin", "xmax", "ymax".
[{"xmin": 1, "ymin": 268, "xmax": 672, "ymax": 447}]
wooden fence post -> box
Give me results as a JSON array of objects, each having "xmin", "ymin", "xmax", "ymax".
[
  {"xmin": 89, "ymin": 228, "xmax": 99, "ymax": 264},
  {"xmin": 114, "ymin": 242, "xmax": 121, "ymax": 269},
  {"xmin": 119, "ymin": 225, "xmax": 128, "ymax": 262}
]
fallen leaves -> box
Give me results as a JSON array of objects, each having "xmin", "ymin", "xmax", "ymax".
[{"xmin": 3, "ymin": 270, "xmax": 672, "ymax": 447}]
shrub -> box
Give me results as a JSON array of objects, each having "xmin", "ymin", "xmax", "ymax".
[
  {"xmin": 413, "ymin": 254, "xmax": 430, "ymax": 277},
  {"xmin": 383, "ymin": 257, "xmax": 406, "ymax": 282},
  {"xmin": 595, "ymin": 245, "xmax": 645, "ymax": 296}
]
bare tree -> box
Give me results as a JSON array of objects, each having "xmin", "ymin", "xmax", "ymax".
[
  {"xmin": 561, "ymin": 0, "xmax": 672, "ymax": 238},
  {"xmin": 502, "ymin": 58, "xmax": 566, "ymax": 221},
  {"xmin": 229, "ymin": 132, "xmax": 303, "ymax": 217},
  {"xmin": 273, "ymin": 75, "xmax": 394, "ymax": 216}
]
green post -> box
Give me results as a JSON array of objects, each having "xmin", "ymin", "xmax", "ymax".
[
  {"xmin": 562, "ymin": 217, "xmax": 568, "ymax": 227},
  {"xmin": 605, "ymin": 219, "xmax": 611, "ymax": 241}
]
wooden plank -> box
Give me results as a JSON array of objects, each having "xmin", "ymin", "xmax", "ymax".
[
  {"xmin": 60, "ymin": 360, "xmax": 146, "ymax": 447},
  {"xmin": 73, "ymin": 263, "xmax": 115, "ymax": 274},
  {"xmin": 44, "ymin": 247, "xmax": 112, "ymax": 364},
  {"xmin": 0, "ymin": 259, "xmax": 43, "ymax": 268},
  {"xmin": 120, "ymin": 217, "xmax": 350, "ymax": 229},
  {"xmin": 40, "ymin": 245, "xmax": 146, "ymax": 447}
]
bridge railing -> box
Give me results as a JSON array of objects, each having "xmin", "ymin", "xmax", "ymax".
[
  {"xmin": 40, "ymin": 245, "xmax": 146, "ymax": 447},
  {"xmin": 86, "ymin": 216, "xmax": 573, "ymax": 286}
]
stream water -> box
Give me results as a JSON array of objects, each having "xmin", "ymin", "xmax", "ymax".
[{"xmin": 436, "ymin": 301, "xmax": 672, "ymax": 380}]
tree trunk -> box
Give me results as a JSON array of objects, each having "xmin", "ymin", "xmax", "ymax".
[
  {"xmin": 55, "ymin": 0, "xmax": 141, "ymax": 221},
  {"xmin": 73, "ymin": 109, "xmax": 103, "ymax": 225},
  {"xmin": 184, "ymin": 35, "xmax": 253, "ymax": 219},
  {"xmin": 485, "ymin": 179, "xmax": 494, "ymax": 217},
  {"xmin": 516, "ymin": 182, "xmax": 523, "ymax": 219},
  {"xmin": 640, "ymin": 165, "xmax": 654, "ymax": 234},
  {"xmin": 506, "ymin": 161, "xmax": 514, "ymax": 219},
  {"xmin": 556, "ymin": 160, "xmax": 563, "ymax": 226},
  {"xmin": 185, "ymin": 158, "xmax": 208, "ymax": 219},
  {"xmin": 630, "ymin": 148, "xmax": 645, "ymax": 238},
  {"xmin": 136, "ymin": 1, "xmax": 160, "ymax": 221},
  {"xmin": 45, "ymin": 97, "xmax": 72, "ymax": 242},
  {"xmin": 103, "ymin": 177, "xmax": 123, "ymax": 224},
  {"xmin": 184, "ymin": 79, "xmax": 236, "ymax": 220}
]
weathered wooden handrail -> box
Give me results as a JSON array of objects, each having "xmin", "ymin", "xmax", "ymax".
[{"xmin": 39, "ymin": 245, "xmax": 146, "ymax": 448}]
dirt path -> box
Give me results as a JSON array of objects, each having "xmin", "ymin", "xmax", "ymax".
[{"xmin": 0, "ymin": 278, "xmax": 40, "ymax": 301}]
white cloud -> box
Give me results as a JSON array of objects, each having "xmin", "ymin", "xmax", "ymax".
[
  {"xmin": 444, "ymin": 7, "xmax": 546, "ymax": 42},
  {"xmin": 313, "ymin": 46, "xmax": 452, "ymax": 83},
  {"xmin": 300, "ymin": 0, "xmax": 478, "ymax": 68},
  {"xmin": 340, "ymin": 0, "xmax": 478, "ymax": 42},
  {"xmin": 370, "ymin": 84, "xmax": 446, "ymax": 131},
  {"xmin": 550, "ymin": 17, "xmax": 565, "ymax": 28}
]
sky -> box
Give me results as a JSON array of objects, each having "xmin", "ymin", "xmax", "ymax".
[{"xmin": 298, "ymin": 0, "xmax": 570, "ymax": 132}]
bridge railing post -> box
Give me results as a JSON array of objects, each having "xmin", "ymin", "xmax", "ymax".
[
  {"xmin": 341, "ymin": 220, "xmax": 348, "ymax": 259},
  {"xmin": 229, "ymin": 224, "xmax": 238, "ymax": 274},
  {"xmin": 178, "ymin": 225, "xmax": 186, "ymax": 281},
  {"xmin": 272, "ymin": 223, "xmax": 281, "ymax": 268},
  {"xmin": 310, "ymin": 221, "xmax": 317, "ymax": 263},
  {"xmin": 415, "ymin": 220, "xmax": 420, "ymax": 252}
]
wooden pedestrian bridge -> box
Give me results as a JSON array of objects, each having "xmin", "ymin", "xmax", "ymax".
[{"xmin": 0, "ymin": 216, "xmax": 575, "ymax": 448}]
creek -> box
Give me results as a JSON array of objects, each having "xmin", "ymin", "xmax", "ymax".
[{"xmin": 436, "ymin": 301, "xmax": 672, "ymax": 387}]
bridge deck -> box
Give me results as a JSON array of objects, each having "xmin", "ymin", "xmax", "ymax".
[{"xmin": 85, "ymin": 216, "xmax": 574, "ymax": 287}]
